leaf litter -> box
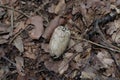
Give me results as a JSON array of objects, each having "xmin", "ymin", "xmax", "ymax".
[{"xmin": 0, "ymin": 0, "xmax": 120, "ymax": 80}]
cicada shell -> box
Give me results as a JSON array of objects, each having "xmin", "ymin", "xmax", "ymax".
[{"xmin": 49, "ymin": 26, "xmax": 71, "ymax": 58}]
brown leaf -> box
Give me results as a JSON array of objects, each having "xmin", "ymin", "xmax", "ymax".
[
  {"xmin": 58, "ymin": 53, "xmax": 73, "ymax": 74},
  {"xmin": 44, "ymin": 59, "xmax": 61, "ymax": 73},
  {"xmin": 14, "ymin": 21, "xmax": 25, "ymax": 34},
  {"xmin": 55, "ymin": 0, "xmax": 66, "ymax": 14},
  {"xmin": 0, "ymin": 48, "xmax": 5, "ymax": 58},
  {"xmin": 14, "ymin": 36, "xmax": 24, "ymax": 53},
  {"xmin": 96, "ymin": 49, "xmax": 114, "ymax": 68},
  {"xmin": 58, "ymin": 60, "xmax": 69, "ymax": 75},
  {"xmin": 0, "ymin": 38, "xmax": 8, "ymax": 44},
  {"xmin": 42, "ymin": 16, "xmax": 60, "ymax": 40},
  {"xmin": 80, "ymin": 71, "xmax": 96, "ymax": 79},
  {"xmin": 0, "ymin": 23, "xmax": 9, "ymax": 34},
  {"xmin": 23, "ymin": 52, "xmax": 37, "ymax": 60},
  {"xmin": 41, "ymin": 43, "xmax": 50, "ymax": 53},
  {"xmin": 15, "ymin": 56, "xmax": 25, "ymax": 76},
  {"xmin": 0, "ymin": 0, "xmax": 9, "ymax": 5},
  {"xmin": 0, "ymin": 66, "xmax": 9, "ymax": 79},
  {"xmin": 27, "ymin": 16, "xmax": 44, "ymax": 39},
  {"xmin": 74, "ymin": 43, "xmax": 83, "ymax": 52}
]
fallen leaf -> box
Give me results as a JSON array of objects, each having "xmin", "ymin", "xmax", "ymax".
[
  {"xmin": 0, "ymin": 23, "xmax": 9, "ymax": 34},
  {"xmin": 80, "ymin": 71, "xmax": 96, "ymax": 79},
  {"xmin": 15, "ymin": 56, "xmax": 25, "ymax": 76},
  {"xmin": 0, "ymin": 66, "xmax": 9, "ymax": 79},
  {"xmin": 58, "ymin": 53, "xmax": 73, "ymax": 74},
  {"xmin": 48, "ymin": 4, "xmax": 56, "ymax": 13},
  {"xmin": 14, "ymin": 36, "xmax": 24, "ymax": 53},
  {"xmin": 44, "ymin": 59, "xmax": 61, "ymax": 73},
  {"xmin": 0, "ymin": 38, "xmax": 8, "ymax": 44},
  {"xmin": 24, "ymin": 52, "xmax": 37, "ymax": 60},
  {"xmin": 27, "ymin": 16, "xmax": 44, "ymax": 39},
  {"xmin": 55, "ymin": 0, "xmax": 66, "ymax": 14},
  {"xmin": 42, "ymin": 16, "xmax": 60, "ymax": 40},
  {"xmin": 112, "ymin": 31, "xmax": 120, "ymax": 44},
  {"xmin": 14, "ymin": 21, "xmax": 25, "ymax": 34},
  {"xmin": 68, "ymin": 39, "xmax": 76, "ymax": 49},
  {"xmin": 97, "ymin": 49, "xmax": 114, "ymax": 68},
  {"xmin": 0, "ymin": 47, "xmax": 5, "ymax": 58},
  {"xmin": 41, "ymin": 43, "xmax": 50, "ymax": 53},
  {"xmin": 74, "ymin": 43, "xmax": 83, "ymax": 52},
  {"xmin": 58, "ymin": 60, "xmax": 69, "ymax": 74},
  {"xmin": 0, "ymin": 0, "xmax": 9, "ymax": 5}
]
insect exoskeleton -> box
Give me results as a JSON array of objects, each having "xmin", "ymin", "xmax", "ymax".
[{"xmin": 49, "ymin": 26, "xmax": 71, "ymax": 58}]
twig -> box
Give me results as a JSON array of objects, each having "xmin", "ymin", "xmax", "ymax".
[
  {"xmin": 0, "ymin": 4, "xmax": 30, "ymax": 18},
  {"xmin": 2, "ymin": 56, "xmax": 16, "ymax": 66},
  {"xmin": 10, "ymin": 6, "xmax": 14, "ymax": 36},
  {"xmin": 72, "ymin": 36, "xmax": 120, "ymax": 53}
]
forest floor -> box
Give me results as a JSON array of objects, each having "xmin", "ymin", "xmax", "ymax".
[{"xmin": 0, "ymin": 0, "xmax": 120, "ymax": 80}]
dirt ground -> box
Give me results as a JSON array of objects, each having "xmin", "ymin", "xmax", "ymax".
[{"xmin": 0, "ymin": 0, "xmax": 120, "ymax": 80}]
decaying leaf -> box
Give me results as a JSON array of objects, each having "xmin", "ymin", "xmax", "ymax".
[
  {"xmin": 27, "ymin": 16, "xmax": 44, "ymax": 39},
  {"xmin": 97, "ymin": 49, "xmax": 114, "ymax": 68},
  {"xmin": 0, "ymin": 38, "xmax": 8, "ymax": 44},
  {"xmin": 49, "ymin": 26, "xmax": 71, "ymax": 58},
  {"xmin": 0, "ymin": 66, "xmax": 9, "ymax": 79},
  {"xmin": 24, "ymin": 52, "xmax": 37, "ymax": 60},
  {"xmin": 112, "ymin": 31, "xmax": 120, "ymax": 45},
  {"xmin": 14, "ymin": 21, "xmax": 25, "ymax": 34},
  {"xmin": 42, "ymin": 16, "xmax": 60, "ymax": 40},
  {"xmin": 14, "ymin": 36, "xmax": 24, "ymax": 53},
  {"xmin": 58, "ymin": 53, "xmax": 73, "ymax": 74},
  {"xmin": 44, "ymin": 59, "xmax": 61, "ymax": 73},
  {"xmin": 80, "ymin": 71, "xmax": 96, "ymax": 79},
  {"xmin": 23, "ymin": 44, "xmax": 38, "ymax": 59},
  {"xmin": 0, "ymin": 23, "xmax": 10, "ymax": 34},
  {"xmin": 58, "ymin": 60, "xmax": 69, "ymax": 75},
  {"xmin": 55, "ymin": 0, "xmax": 66, "ymax": 14},
  {"xmin": 74, "ymin": 43, "xmax": 83, "ymax": 52},
  {"xmin": 41, "ymin": 43, "xmax": 50, "ymax": 53},
  {"xmin": 15, "ymin": 56, "xmax": 25, "ymax": 76}
]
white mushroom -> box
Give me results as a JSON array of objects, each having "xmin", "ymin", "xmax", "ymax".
[{"xmin": 49, "ymin": 26, "xmax": 71, "ymax": 58}]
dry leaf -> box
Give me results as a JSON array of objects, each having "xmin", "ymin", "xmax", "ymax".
[
  {"xmin": 27, "ymin": 16, "xmax": 44, "ymax": 39},
  {"xmin": 0, "ymin": 23, "xmax": 9, "ymax": 34},
  {"xmin": 44, "ymin": 59, "xmax": 61, "ymax": 73},
  {"xmin": 74, "ymin": 43, "xmax": 83, "ymax": 52},
  {"xmin": 24, "ymin": 52, "xmax": 37, "ymax": 60},
  {"xmin": 112, "ymin": 31, "xmax": 120, "ymax": 45},
  {"xmin": 97, "ymin": 50, "xmax": 114, "ymax": 68},
  {"xmin": 48, "ymin": 4, "xmax": 56, "ymax": 13},
  {"xmin": 41, "ymin": 43, "xmax": 50, "ymax": 53},
  {"xmin": 15, "ymin": 56, "xmax": 25, "ymax": 76},
  {"xmin": 14, "ymin": 21, "xmax": 25, "ymax": 34},
  {"xmin": 0, "ymin": 66, "xmax": 9, "ymax": 79},
  {"xmin": 55, "ymin": 0, "xmax": 66, "ymax": 14},
  {"xmin": 58, "ymin": 53, "xmax": 73, "ymax": 74},
  {"xmin": 58, "ymin": 60, "xmax": 69, "ymax": 74},
  {"xmin": 42, "ymin": 16, "xmax": 60, "ymax": 40},
  {"xmin": 0, "ymin": 0, "xmax": 9, "ymax": 4},
  {"xmin": 68, "ymin": 39, "xmax": 75, "ymax": 48},
  {"xmin": 80, "ymin": 71, "xmax": 96, "ymax": 79},
  {"xmin": 14, "ymin": 36, "xmax": 24, "ymax": 53},
  {"xmin": 0, "ymin": 38, "xmax": 8, "ymax": 44}
]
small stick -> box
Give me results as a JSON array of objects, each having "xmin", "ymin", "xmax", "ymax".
[
  {"xmin": 0, "ymin": 4, "xmax": 30, "ymax": 18},
  {"xmin": 2, "ymin": 56, "xmax": 16, "ymax": 66}
]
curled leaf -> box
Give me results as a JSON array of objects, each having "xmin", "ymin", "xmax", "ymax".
[
  {"xmin": 27, "ymin": 16, "xmax": 44, "ymax": 39},
  {"xmin": 15, "ymin": 57, "xmax": 25, "ymax": 76}
]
